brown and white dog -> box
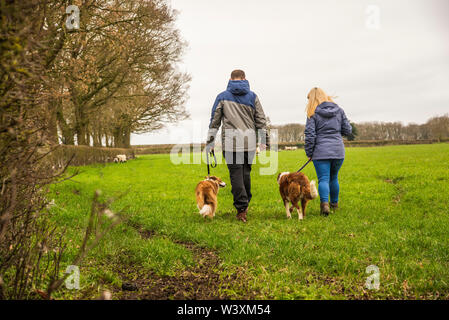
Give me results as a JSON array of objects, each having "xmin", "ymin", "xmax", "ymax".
[
  {"xmin": 195, "ymin": 176, "xmax": 226, "ymax": 219},
  {"xmin": 277, "ymin": 172, "xmax": 318, "ymax": 220}
]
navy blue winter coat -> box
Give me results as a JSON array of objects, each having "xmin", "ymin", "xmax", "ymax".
[
  {"xmin": 207, "ymin": 80, "xmax": 269, "ymax": 152},
  {"xmin": 304, "ymin": 102, "xmax": 352, "ymax": 160}
]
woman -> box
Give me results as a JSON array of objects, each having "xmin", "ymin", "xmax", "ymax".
[{"xmin": 304, "ymin": 87, "xmax": 352, "ymax": 216}]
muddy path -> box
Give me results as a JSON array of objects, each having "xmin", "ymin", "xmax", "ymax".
[{"xmin": 113, "ymin": 224, "xmax": 257, "ymax": 300}]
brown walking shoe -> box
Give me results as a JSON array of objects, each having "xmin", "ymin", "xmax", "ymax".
[
  {"xmin": 320, "ymin": 202, "xmax": 330, "ymax": 217},
  {"xmin": 330, "ymin": 203, "xmax": 339, "ymax": 211},
  {"xmin": 236, "ymin": 208, "xmax": 248, "ymax": 223}
]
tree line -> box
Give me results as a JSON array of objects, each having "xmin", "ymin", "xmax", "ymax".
[
  {"xmin": 44, "ymin": 0, "xmax": 189, "ymax": 148},
  {"xmin": 272, "ymin": 115, "xmax": 449, "ymax": 143},
  {"xmin": 0, "ymin": 0, "xmax": 188, "ymax": 299}
]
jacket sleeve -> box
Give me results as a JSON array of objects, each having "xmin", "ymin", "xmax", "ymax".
[
  {"xmin": 340, "ymin": 109, "xmax": 352, "ymax": 137},
  {"xmin": 206, "ymin": 96, "xmax": 223, "ymax": 149},
  {"xmin": 254, "ymin": 96, "xmax": 270, "ymax": 146},
  {"xmin": 304, "ymin": 116, "xmax": 316, "ymax": 158}
]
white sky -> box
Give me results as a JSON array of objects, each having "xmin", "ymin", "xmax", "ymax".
[{"xmin": 132, "ymin": 0, "xmax": 449, "ymax": 145}]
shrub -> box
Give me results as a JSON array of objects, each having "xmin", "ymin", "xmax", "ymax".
[{"xmin": 47, "ymin": 145, "xmax": 136, "ymax": 167}]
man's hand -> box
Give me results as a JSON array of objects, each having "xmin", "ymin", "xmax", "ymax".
[
  {"xmin": 259, "ymin": 144, "xmax": 267, "ymax": 151},
  {"xmin": 206, "ymin": 145, "xmax": 214, "ymax": 153}
]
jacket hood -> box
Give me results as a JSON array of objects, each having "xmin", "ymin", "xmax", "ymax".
[
  {"xmin": 227, "ymin": 80, "xmax": 250, "ymax": 96},
  {"xmin": 315, "ymin": 102, "xmax": 340, "ymax": 118}
]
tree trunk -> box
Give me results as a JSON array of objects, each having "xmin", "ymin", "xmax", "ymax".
[
  {"xmin": 76, "ymin": 123, "xmax": 87, "ymax": 145},
  {"xmin": 56, "ymin": 105, "xmax": 74, "ymax": 145},
  {"xmin": 112, "ymin": 126, "xmax": 123, "ymax": 148},
  {"xmin": 92, "ymin": 127, "xmax": 102, "ymax": 147},
  {"xmin": 74, "ymin": 105, "xmax": 88, "ymax": 145},
  {"xmin": 47, "ymin": 102, "xmax": 59, "ymax": 145},
  {"xmin": 123, "ymin": 126, "xmax": 131, "ymax": 148},
  {"xmin": 112, "ymin": 122, "xmax": 131, "ymax": 148},
  {"xmin": 104, "ymin": 134, "xmax": 110, "ymax": 147}
]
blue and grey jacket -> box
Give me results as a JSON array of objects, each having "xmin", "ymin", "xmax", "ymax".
[
  {"xmin": 206, "ymin": 80, "xmax": 269, "ymax": 152},
  {"xmin": 304, "ymin": 102, "xmax": 352, "ymax": 160}
]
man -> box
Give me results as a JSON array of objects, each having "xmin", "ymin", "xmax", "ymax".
[{"xmin": 206, "ymin": 70, "xmax": 269, "ymax": 223}]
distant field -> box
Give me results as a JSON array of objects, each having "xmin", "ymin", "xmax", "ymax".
[
  {"xmin": 50, "ymin": 143, "xmax": 449, "ymax": 299},
  {"xmin": 132, "ymin": 139, "xmax": 449, "ymax": 155}
]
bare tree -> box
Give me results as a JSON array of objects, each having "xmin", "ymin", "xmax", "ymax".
[{"xmin": 54, "ymin": 0, "xmax": 190, "ymax": 147}]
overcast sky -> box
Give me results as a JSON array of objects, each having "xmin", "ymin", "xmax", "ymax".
[{"xmin": 132, "ymin": 0, "xmax": 449, "ymax": 145}]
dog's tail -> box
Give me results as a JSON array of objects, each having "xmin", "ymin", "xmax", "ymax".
[
  {"xmin": 196, "ymin": 189, "xmax": 213, "ymax": 217},
  {"xmin": 199, "ymin": 204, "xmax": 213, "ymax": 217},
  {"xmin": 310, "ymin": 180, "xmax": 318, "ymax": 199}
]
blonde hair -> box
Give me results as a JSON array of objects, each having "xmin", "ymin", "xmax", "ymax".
[{"xmin": 306, "ymin": 87, "xmax": 335, "ymax": 118}]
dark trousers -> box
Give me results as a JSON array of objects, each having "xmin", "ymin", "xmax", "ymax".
[{"xmin": 223, "ymin": 151, "xmax": 255, "ymax": 212}]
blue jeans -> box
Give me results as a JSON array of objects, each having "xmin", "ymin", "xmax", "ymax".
[{"xmin": 313, "ymin": 159, "xmax": 344, "ymax": 204}]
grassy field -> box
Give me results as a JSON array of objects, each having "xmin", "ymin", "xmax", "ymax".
[{"xmin": 49, "ymin": 143, "xmax": 449, "ymax": 300}]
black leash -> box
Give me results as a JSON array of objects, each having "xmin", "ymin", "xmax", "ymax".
[
  {"xmin": 206, "ymin": 149, "xmax": 217, "ymax": 177},
  {"xmin": 297, "ymin": 158, "xmax": 312, "ymax": 172}
]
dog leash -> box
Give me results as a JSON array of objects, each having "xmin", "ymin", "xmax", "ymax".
[
  {"xmin": 206, "ymin": 149, "xmax": 217, "ymax": 177},
  {"xmin": 297, "ymin": 158, "xmax": 312, "ymax": 172}
]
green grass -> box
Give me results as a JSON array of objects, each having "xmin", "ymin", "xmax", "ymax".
[{"xmin": 50, "ymin": 143, "xmax": 449, "ymax": 299}]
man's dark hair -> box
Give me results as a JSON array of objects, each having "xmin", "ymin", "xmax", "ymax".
[{"xmin": 231, "ymin": 69, "xmax": 246, "ymax": 80}]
